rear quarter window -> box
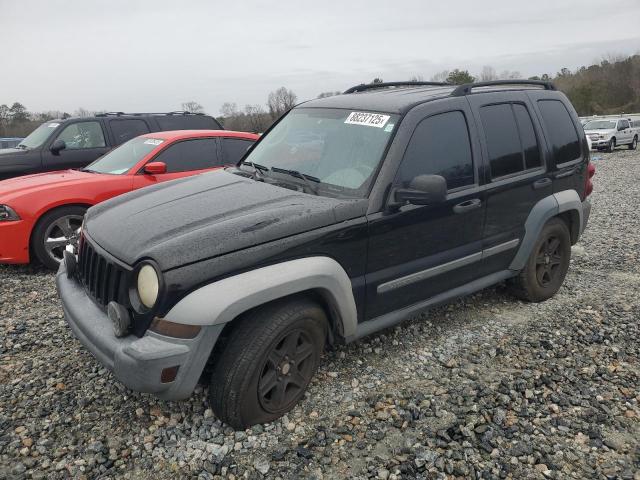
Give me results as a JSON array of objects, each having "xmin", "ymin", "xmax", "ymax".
[{"xmin": 537, "ymin": 100, "xmax": 581, "ymax": 165}]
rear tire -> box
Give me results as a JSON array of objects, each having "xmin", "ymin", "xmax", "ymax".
[
  {"xmin": 629, "ymin": 136, "xmax": 638, "ymax": 150},
  {"xmin": 508, "ymin": 218, "xmax": 571, "ymax": 302},
  {"xmin": 209, "ymin": 297, "xmax": 327, "ymax": 429},
  {"xmin": 31, "ymin": 206, "xmax": 86, "ymax": 270},
  {"xmin": 607, "ymin": 138, "xmax": 616, "ymax": 152}
]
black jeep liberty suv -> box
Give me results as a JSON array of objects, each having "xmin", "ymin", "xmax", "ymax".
[{"xmin": 57, "ymin": 80, "xmax": 594, "ymax": 429}]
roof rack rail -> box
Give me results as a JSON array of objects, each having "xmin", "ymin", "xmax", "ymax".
[
  {"xmin": 344, "ymin": 81, "xmax": 451, "ymax": 94},
  {"xmin": 95, "ymin": 111, "xmax": 205, "ymax": 117},
  {"xmin": 451, "ymin": 80, "xmax": 556, "ymax": 96},
  {"xmin": 167, "ymin": 110, "xmax": 205, "ymax": 116}
]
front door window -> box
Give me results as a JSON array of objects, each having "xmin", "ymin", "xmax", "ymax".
[{"xmin": 56, "ymin": 122, "xmax": 106, "ymax": 150}]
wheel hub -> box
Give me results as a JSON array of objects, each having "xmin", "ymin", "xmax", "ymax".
[
  {"xmin": 280, "ymin": 362, "xmax": 291, "ymax": 375},
  {"xmin": 258, "ymin": 328, "xmax": 316, "ymax": 414}
]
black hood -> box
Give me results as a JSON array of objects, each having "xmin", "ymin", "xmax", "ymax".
[{"xmin": 85, "ymin": 170, "xmax": 364, "ymax": 270}]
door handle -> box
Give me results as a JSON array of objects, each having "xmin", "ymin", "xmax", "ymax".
[
  {"xmin": 453, "ymin": 198, "xmax": 482, "ymax": 214},
  {"xmin": 532, "ymin": 178, "xmax": 552, "ymax": 190}
]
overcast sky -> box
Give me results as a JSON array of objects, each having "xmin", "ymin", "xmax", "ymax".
[{"xmin": 1, "ymin": 0, "xmax": 639, "ymax": 116}]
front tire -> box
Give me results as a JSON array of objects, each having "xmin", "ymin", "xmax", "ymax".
[
  {"xmin": 629, "ymin": 136, "xmax": 638, "ymax": 150},
  {"xmin": 508, "ymin": 218, "xmax": 571, "ymax": 302},
  {"xmin": 209, "ymin": 297, "xmax": 327, "ymax": 429},
  {"xmin": 31, "ymin": 206, "xmax": 86, "ymax": 270},
  {"xmin": 607, "ymin": 138, "xmax": 616, "ymax": 152}
]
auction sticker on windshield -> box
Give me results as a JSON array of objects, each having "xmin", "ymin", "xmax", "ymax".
[
  {"xmin": 345, "ymin": 112, "xmax": 390, "ymax": 128},
  {"xmin": 144, "ymin": 139, "xmax": 164, "ymax": 145}
]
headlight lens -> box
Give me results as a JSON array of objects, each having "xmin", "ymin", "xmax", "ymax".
[
  {"xmin": 0, "ymin": 205, "xmax": 20, "ymax": 222},
  {"xmin": 137, "ymin": 264, "xmax": 159, "ymax": 309}
]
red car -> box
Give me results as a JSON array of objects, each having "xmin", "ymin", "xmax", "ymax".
[{"xmin": 0, "ymin": 129, "xmax": 258, "ymax": 269}]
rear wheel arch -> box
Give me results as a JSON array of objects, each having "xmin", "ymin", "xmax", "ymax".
[{"xmin": 558, "ymin": 210, "xmax": 580, "ymax": 245}]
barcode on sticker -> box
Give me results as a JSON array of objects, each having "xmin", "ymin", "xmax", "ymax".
[{"xmin": 345, "ymin": 112, "xmax": 390, "ymax": 128}]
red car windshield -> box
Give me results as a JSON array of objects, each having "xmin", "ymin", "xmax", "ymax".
[{"xmin": 84, "ymin": 137, "xmax": 164, "ymax": 174}]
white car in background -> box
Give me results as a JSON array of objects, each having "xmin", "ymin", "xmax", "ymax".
[{"xmin": 584, "ymin": 118, "xmax": 638, "ymax": 152}]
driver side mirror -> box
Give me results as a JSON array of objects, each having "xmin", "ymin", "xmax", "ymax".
[
  {"xmin": 50, "ymin": 139, "xmax": 66, "ymax": 155},
  {"xmin": 392, "ymin": 174, "xmax": 447, "ymax": 207},
  {"xmin": 143, "ymin": 162, "xmax": 167, "ymax": 175}
]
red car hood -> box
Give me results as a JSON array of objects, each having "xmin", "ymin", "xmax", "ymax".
[{"xmin": 0, "ymin": 169, "xmax": 100, "ymax": 200}]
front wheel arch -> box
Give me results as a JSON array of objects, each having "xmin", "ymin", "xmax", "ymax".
[{"xmin": 29, "ymin": 203, "xmax": 92, "ymax": 267}]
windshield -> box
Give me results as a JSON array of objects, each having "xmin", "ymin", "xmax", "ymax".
[
  {"xmin": 18, "ymin": 121, "xmax": 61, "ymax": 148},
  {"xmin": 85, "ymin": 137, "xmax": 164, "ymax": 174},
  {"xmin": 584, "ymin": 120, "xmax": 616, "ymax": 130},
  {"xmin": 241, "ymin": 108, "xmax": 399, "ymax": 198}
]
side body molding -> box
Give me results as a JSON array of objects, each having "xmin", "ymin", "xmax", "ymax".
[
  {"xmin": 165, "ymin": 256, "xmax": 359, "ymax": 338},
  {"xmin": 509, "ymin": 189, "xmax": 584, "ymax": 271}
]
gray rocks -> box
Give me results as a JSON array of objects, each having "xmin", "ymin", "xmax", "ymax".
[{"xmin": 1, "ymin": 149, "xmax": 639, "ymax": 478}]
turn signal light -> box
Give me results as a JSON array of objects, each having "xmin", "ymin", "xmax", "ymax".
[{"xmin": 149, "ymin": 318, "xmax": 201, "ymax": 339}]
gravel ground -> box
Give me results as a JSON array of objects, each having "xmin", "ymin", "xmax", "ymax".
[{"xmin": 1, "ymin": 148, "xmax": 639, "ymax": 480}]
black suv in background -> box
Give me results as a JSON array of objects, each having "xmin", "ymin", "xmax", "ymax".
[
  {"xmin": 0, "ymin": 112, "xmax": 223, "ymax": 181},
  {"xmin": 57, "ymin": 80, "xmax": 594, "ymax": 429}
]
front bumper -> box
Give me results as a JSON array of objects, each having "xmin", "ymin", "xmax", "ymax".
[
  {"xmin": 56, "ymin": 259, "xmax": 223, "ymax": 400},
  {"xmin": 0, "ymin": 219, "xmax": 31, "ymax": 264},
  {"xmin": 589, "ymin": 138, "xmax": 611, "ymax": 148}
]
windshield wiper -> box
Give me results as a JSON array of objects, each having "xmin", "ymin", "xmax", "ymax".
[
  {"xmin": 271, "ymin": 166, "xmax": 320, "ymax": 195},
  {"xmin": 241, "ymin": 161, "xmax": 269, "ymax": 180},
  {"xmin": 79, "ymin": 168, "xmax": 97, "ymax": 173}
]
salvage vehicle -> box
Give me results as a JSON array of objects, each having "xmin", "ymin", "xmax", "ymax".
[
  {"xmin": 0, "ymin": 111, "xmax": 223, "ymax": 181},
  {"xmin": 57, "ymin": 80, "xmax": 594, "ymax": 428},
  {"xmin": 584, "ymin": 117, "xmax": 638, "ymax": 152},
  {"xmin": 0, "ymin": 130, "xmax": 257, "ymax": 269}
]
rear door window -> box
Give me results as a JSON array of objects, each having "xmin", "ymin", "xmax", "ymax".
[
  {"xmin": 480, "ymin": 104, "xmax": 524, "ymax": 178},
  {"xmin": 151, "ymin": 138, "xmax": 219, "ymax": 172},
  {"xmin": 480, "ymin": 103, "xmax": 543, "ymax": 179},
  {"xmin": 537, "ymin": 100, "xmax": 581, "ymax": 164},
  {"xmin": 110, "ymin": 119, "xmax": 150, "ymax": 145},
  {"xmin": 396, "ymin": 110, "xmax": 474, "ymax": 190},
  {"xmin": 513, "ymin": 104, "xmax": 542, "ymax": 170},
  {"xmin": 221, "ymin": 138, "xmax": 254, "ymax": 164}
]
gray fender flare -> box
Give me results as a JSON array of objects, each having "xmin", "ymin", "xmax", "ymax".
[
  {"xmin": 509, "ymin": 189, "xmax": 584, "ymax": 271},
  {"xmin": 164, "ymin": 256, "xmax": 358, "ymax": 338}
]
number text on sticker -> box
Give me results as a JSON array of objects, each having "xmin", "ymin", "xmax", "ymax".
[{"xmin": 345, "ymin": 112, "xmax": 390, "ymax": 128}]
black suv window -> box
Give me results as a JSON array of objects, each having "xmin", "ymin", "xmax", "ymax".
[
  {"xmin": 537, "ymin": 100, "xmax": 581, "ymax": 164},
  {"xmin": 152, "ymin": 138, "xmax": 219, "ymax": 172},
  {"xmin": 56, "ymin": 121, "xmax": 106, "ymax": 150},
  {"xmin": 110, "ymin": 119, "xmax": 150, "ymax": 145},
  {"xmin": 222, "ymin": 138, "xmax": 253, "ymax": 164},
  {"xmin": 513, "ymin": 104, "xmax": 542, "ymax": 170},
  {"xmin": 396, "ymin": 111, "xmax": 474, "ymax": 190},
  {"xmin": 156, "ymin": 115, "xmax": 221, "ymax": 131},
  {"xmin": 481, "ymin": 103, "xmax": 542, "ymax": 178}
]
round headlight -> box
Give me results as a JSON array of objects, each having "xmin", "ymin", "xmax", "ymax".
[{"xmin": 137, "ymin": 264, "xmax": 159, "ymax": 309}]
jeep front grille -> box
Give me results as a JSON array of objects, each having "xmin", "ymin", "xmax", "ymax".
[{"xmin": 77, "ymin": 237, "xmax": 130, "ymax": 308}]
